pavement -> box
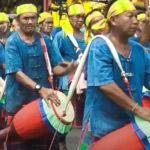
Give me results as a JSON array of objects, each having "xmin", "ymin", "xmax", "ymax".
[
  {"xmin": 66, "ymin": 128, "xmax": 81, "ymax": 150},
  {"xmin": 2, "ymin": 128, "xmax": 81, "ymax": 150}
]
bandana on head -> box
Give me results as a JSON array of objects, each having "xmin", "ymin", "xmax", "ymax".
[
  {"xmin": 91, "ymin": 19, "xmax": 107, "ymax": 30},
  {"xmin": 83, "ymin": 1, "xmax": 106, "ymax": 15},
  {"xmin": 68, "ymin": 3, "xmax": 84, "ymax": 16},
  {"xmin": 137, "ymin": 13, "xmax": 146, "ymax": 21},
  {"xmin": 38, "ymin": 12, "xmax": 52, "ymax": 24},
  {"xmin": 85, "ymin": 11, "xmax": 104, "ymax": 28},
  {"xmin": 0, "ymin": 12, "xmax": 9, "ymax": 22},
  {"xmin": 17, "ymin": 4, "xmax": 37, "ymax": 16},
  {"xmin": 131, "ymin": 0, "xmax": 144, "ymax": 7},
  {"xmin": 84, "ymin": 11, "xmax": 107, "ymax": 43},
  {"xmin": 62, "ymin": 3, "xmax": 85, "ymax": 35},
  {"xmin": 107, "ymin": 0, "xmax": 136, "ymax": 20}
]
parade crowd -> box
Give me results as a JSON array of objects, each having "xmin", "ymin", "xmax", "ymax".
[{"xmin": 0, "ymin": 0, "xmax": 150, "ymax": 150}]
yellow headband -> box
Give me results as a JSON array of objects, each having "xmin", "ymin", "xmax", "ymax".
[
  {"xmin": 131, "ymin": 0, "xmax": 144, "ymax": 7},
  {"xmin": 137, "ymin": 13, "xmax": 146, "ymax": 20},
  {"xmin": 90, "ymin": 2, "xmax": 106, "ymax": 10},
  {"xmin": 91, "ymin": 19, "xmax": 107, "ymax": 30},
  {"xmin": 84, "ymin": 11, "xmax": 107, "ymax": 43},
  {"xmin": 107, "ymin": 0, "xmax": 136, "ymax": 20},
  {"xmin": 0, "ymin": 12, "xmax": 9, "ymax": 22},
  {"xmin": 38, "ymin": 12, "xmax": 52, "ymax": 24},
  {"xmin": 17, "ymin": 4, "xmax": 37, "ymax": 16},
  {"xmin": 83, "ymin": 2, "xmax": 106, "ymax": 14},
  {"xmin": 68, "ymin": 4, "xmax": 85, "ymax": 16},
  {"xmin": 85, "ymin": 11, "xmax": 104, "ymax": 27}
]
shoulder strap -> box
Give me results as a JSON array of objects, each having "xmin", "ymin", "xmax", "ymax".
[
  {"xmin": 66, "ymin": 35, "xmax": 133, "ymax": 108},
  {"xmin": 97, "ymin": 35, "xmax": 126, "ymax": 76},
  {"xmin": 66, "ymin": 32, "xmax": 81, "ymax": 53},
  {"xmin": 36, "ymin": 32, "xmax": 53, "ymax": 86},
  {"xmin": 95, "ymin": 35, "xmax": 133, "ymax": 99}
]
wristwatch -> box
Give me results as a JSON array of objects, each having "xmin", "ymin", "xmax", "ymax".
[{"xmin": 35, "ymin": 84, "xmax": 42, "ymax": 92}]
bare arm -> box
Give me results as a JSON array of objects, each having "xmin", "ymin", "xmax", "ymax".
[
  {"xmin": 53, "ymin": 61, "xmax": 78, "ymax": 76},
  {"xmin": 100, "ymin": 83, "xmax": 150, "ymax": 122},
  {"xmin": 139, "ymin": 21, "xmax": 150, "ymax": 46},
  {"xmin": 139, "ymin": 12, "xmax": 150, "ymax": 46},
  {"xmin": 100, "ymin": 82, "xmax": 137, "ymax": 112}
]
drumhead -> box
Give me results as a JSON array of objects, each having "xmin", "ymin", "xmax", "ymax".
[{"xmin": 51, "ymin": 91, "xmax": 75, "ymax": 124}]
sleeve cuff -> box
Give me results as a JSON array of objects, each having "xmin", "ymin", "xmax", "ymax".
[
  {"xmin": 52, "ymin": 59, "xmax": 63, "ymax": 68},
  {"xmin": 6, "ymin": 68, "xmax": 23, "ymax": 75},
  {"xmin": 88, "ymin": 80, "xmax": 114, "ymax": 87}
]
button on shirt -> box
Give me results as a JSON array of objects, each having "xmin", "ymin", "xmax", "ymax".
[
  {"xmin": 83, "ymin": 38, "xmax": 150, "ymax": 138},
  {"xmin": 5, "ymin": 32, "xmax": 63, "ymax": 114}
]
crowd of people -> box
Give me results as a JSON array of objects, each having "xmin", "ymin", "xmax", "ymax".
[{"xmin": 0, "ymin": 0, "xmax": 150, "ymax": 150}]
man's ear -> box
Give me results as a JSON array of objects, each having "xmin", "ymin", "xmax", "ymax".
[{"xmin": 110, "ymin": 16, "xmax": 117, "ymax": 26}]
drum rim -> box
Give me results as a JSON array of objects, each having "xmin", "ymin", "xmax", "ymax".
[{"xmin": 51, "ymin": 101, "xmax": 72, "ymax": 125}]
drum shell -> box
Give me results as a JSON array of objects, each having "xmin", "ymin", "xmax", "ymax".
[
  {"xmin": 10, "ymin": 99, "xmax": 52, "ymax": 140},
  {"xmin": 91, "ymin": 97, "xmax": 150, "ymax": 150}
]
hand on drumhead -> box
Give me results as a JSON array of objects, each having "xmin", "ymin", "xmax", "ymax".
[
  {"xmin": 135, "ymin": 106, "xmax": 150, "ymax": 122},
  {"xmin": 38, "ymin": 87, "xmax": 60, "ymax": 106}
]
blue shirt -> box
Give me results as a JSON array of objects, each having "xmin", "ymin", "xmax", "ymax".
[
  {"xmin": 51, "ymin": 27, "xmax": 62, "ymax": 40},
  {"xmin": 0, "ymin": 32, "xmax": 14, "ymax": 79},
  {"xmin": 5, "ymin": 32, "xmax": 63, "ymax": 114},
  {"xmin": 129, "ymin": 36, "xmax": 150, "ymax": 49},
  {"xmin": 52, "ymin": 31, "xmax": 86, "ymax": 61},
  {"xmin": 83, "ymin": 38, "xmax": 150, "ymax": 138},
  {"xmin": 52, "ymin": 31, "xmax": 87, "ymax": 90},
  {"xmin": 0, "ymin": 43, "xmax": 5, "ymax": 78}
]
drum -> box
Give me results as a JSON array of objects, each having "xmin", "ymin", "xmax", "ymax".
[
  {"xmin": 91, "ymin": 97, "xmax": 150, "ymax": 150},
  {"xmin": 8, "ymin": 91, "xmax": 74, "ymax": 140}
]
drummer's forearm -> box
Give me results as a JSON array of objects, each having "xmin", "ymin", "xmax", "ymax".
[
  {"xmin": 53, "ymin": 66, "xmax": 68, "ymax": 76},
  {"xmin": 139, "ymin": 23, "xmax": 150, "ymax": 46},
  {"xmin": 99, "ymin": 82, "xmax": 138, "ymax": 113},
  {"xmin": 15, "ymin": 71, "xmax": 36, "ymax": 90}
]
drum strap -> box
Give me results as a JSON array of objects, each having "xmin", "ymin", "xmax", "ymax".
[
  {"xmin": 37, "ymin": 32, "xmax": 54, "ymax": 88},
  {"xmin": 98, "ymin": 35, "xmax": 134, "ymax": 99},
  {"xmin": 66, "ymin": 32, "xmax": 83, "ymax": 62},
  {"xmin": 66, "ymin": 32, "xmax": 81, "ymax": 53}
]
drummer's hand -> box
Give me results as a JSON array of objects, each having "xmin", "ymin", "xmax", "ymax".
[
  {"xmin": 134, "ymin": 106, "xmax": 150, "ymax": 122},
  {"xmin": 38, "ymin": 87, "xmax": 60, "ymax": 106}
]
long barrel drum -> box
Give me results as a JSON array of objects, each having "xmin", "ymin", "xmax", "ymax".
[{"xmin": 91, "ymin": 96, "xmax": 150, "ymax": 150}]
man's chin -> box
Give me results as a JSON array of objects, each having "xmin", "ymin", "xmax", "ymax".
[
  {"xmin": 24, "ymin": 30, "xmax": 35, "ymax": 35},
  {"xmin": 127, "ymin": 32, "xmax": 135, "ymax": 38}
]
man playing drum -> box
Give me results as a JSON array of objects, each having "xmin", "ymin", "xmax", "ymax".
[
  {"xmin": 80, "ymin": 0, "xmax": 150, "ymax": 149},
  {"xmin": 4, "ymin": 3, "xmax": 77, "ymax": 150}
]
